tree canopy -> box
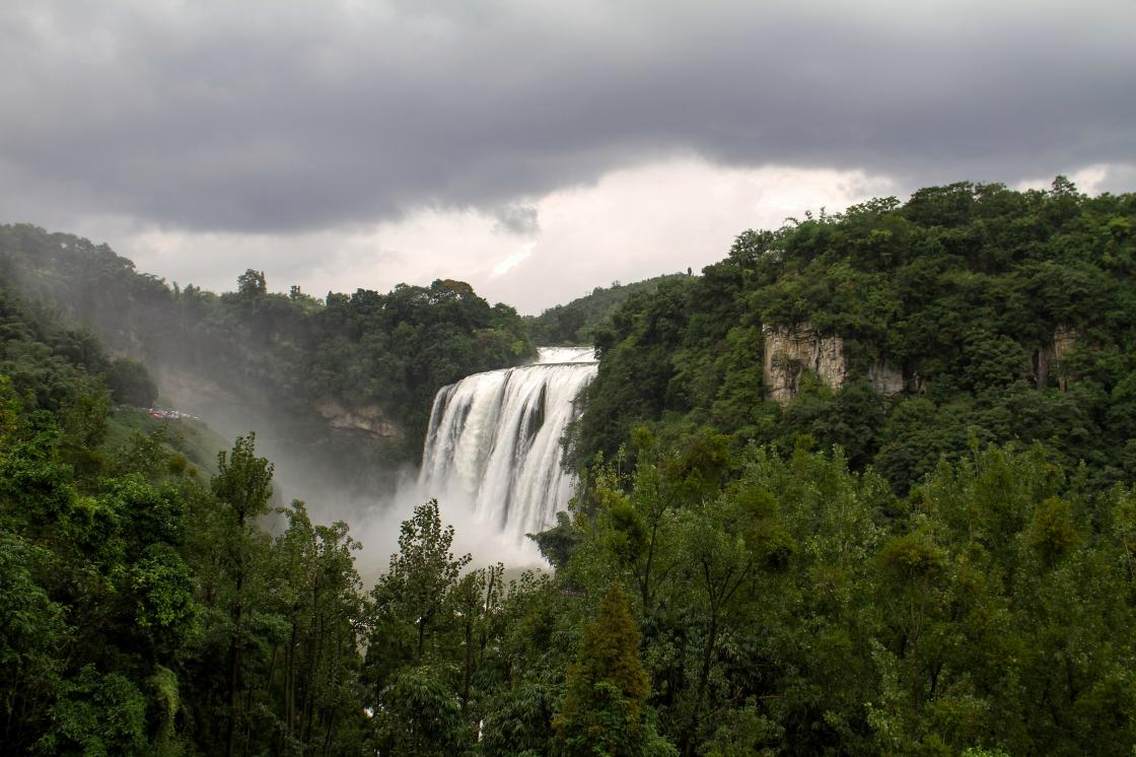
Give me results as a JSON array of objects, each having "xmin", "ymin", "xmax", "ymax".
[
  {"xmin": 3, "ymin": 178, "xmax": 1136, "ymax": 754},
  {"xmin": 571, "ymin": 180, "xmax": 1136, "ymax": 494},
  {"xmin": 0, "ymin": 224, "xmax": 536, "ymax": 496}
]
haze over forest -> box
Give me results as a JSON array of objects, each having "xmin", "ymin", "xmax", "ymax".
[{"xmin": 3, "ymin": 2, "xmax": 1136, "ymax": 756}]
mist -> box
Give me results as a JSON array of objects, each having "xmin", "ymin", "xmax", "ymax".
[
  {"xmin": 0, "ymin": 226, "xmax": 544, "ymax": 558},
  {"xmin": 351, "ymin": 474, "xmax": 549, "ymax": 581}
]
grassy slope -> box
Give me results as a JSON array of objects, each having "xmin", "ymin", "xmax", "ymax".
[{"xmin": 105, "ymin": 407, "xmax": 230, "ymax": 477}]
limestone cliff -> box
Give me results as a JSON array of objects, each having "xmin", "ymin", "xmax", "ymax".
[
  {"xmin": 314, "ymin": 399, "xmax": 402, "ymax": 440},
  {"xmin": 762, "ymin": 322, "xmax": 1077, "ymax": 404},
  {"xmin": 1033, "ymin": 326, "xmax": 1078, "ymax": 390},
  {"xmin": 762, "ymin": 323, "xmax": 847, "ymax": 404},
  {"xmin": 868, "ymin": 360, "xmax": 905, "ymax": 396}
]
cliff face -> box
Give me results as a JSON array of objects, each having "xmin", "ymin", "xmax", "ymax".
[
  {"xmin": 868, "ymin": 360, "xmax": 905, "ymax": 395},
  {"xmin": 762, "ymin": 323, "xmax": 904, "ymax": 404},
  {"xmin": 765, "ymin": 323, "xmax": 1080, "ymax": 405},
  {"xmin": 762, "ymin": 323, "xmax": 847, "ymax": 404},
  {"xmin": 1033, "ymin": 326, "xmax": 1078, "ymax": 390},
  {"xmin": 314, "ymin": 400, "xmax": 403, "ymax": 440}
]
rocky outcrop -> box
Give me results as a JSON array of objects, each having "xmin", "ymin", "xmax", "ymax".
[
  {"xmin": 868, "ymin": 360, "xmax": 905, "ymax": 396},
  {"xmin": 1033, "ymin": 326, "xmax": 1078, "ymax": 390},
  {"xmin": 762, "ymin": 323, "xmax": 847, "ymax": 404},
  {"xmin": 763, "ymin": 322, "xmax": 1080, "ymax": 404},
  {"xmin": 314, "ymin": 400, "xmax": 402, "ymax": 440}
]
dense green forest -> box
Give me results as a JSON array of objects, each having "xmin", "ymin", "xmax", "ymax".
[
  {"xmin": 572, "ymin": 179, "xmax": 1136, "ymax": 495},
  {"xmin": 4, "ymin": 179, "xmax": 1136, "ymax": 755},
  {"xmin": 526, "ymin": 274, "xmax": 687, "ymax": 345},
  {"xmin": 0, "ymin": 224, "xmax": 535, "ymax": 496}
]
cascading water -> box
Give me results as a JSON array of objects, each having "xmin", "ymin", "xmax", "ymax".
[{"xmin": 418, "ymin": 347, "xmax": 597, "ymax": 544}]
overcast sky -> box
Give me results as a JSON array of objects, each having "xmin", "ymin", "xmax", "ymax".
[{"xmin": 2, "ymin": 1, "xmax": 1134, "ymax": 313}]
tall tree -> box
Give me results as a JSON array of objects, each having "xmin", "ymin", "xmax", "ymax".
[
  {"xmin": 554, "ymin": 582, "xmax": 669, "ymax": 756},
  {"xmin": 211, "ymin": 433, "xmax": 274, "ymax": 757},
  {"xmin": 364, "ymin": 497, "xmax": 472, "ymax": 730}
]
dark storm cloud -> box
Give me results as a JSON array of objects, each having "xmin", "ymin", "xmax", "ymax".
[
  {"xmin": 493, "ymin": 204, "xmax": 540, "ymax": 236},
  {"xmin": 1, "ymin": 0, "xmax": 1133, "ymax": 234}
]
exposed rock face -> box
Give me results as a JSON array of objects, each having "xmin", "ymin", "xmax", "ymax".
[
  {"xmin": 762, "ymin": 323, "xmax": 847, "ymax": 405},
  {"xmin": 763, "ymin": 322, "xmax": 1077, "ymax": 404},
  {"xmin": 314, "ymin": 400, "xmax": 402, "ymax": 440},
  {"xmin": 868, "ymin": 361, "xmax": 905, "ymax": 396},
  {"xmin": 1033, "ymin": 326, "xmax": 1078, "ymax": 390}
]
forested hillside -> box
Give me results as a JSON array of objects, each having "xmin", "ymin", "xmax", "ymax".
[
  {"xmin": 4, "ymin": 179, "xmax": 1136, "ymax": 755},
  {"xmin": 0, "ymin": 225, "xmax": 535, "ymax": 498},
  {"xmin": 573, "ymin": 179, "xmax": 1136, "ymax": 494},
  {"xmin": 533, "ymin": 178, "xmax": 1136, "ymax": 754},
  {"xmin": 5, "ymin": 282, "xmax": 1135, "ymax": 753},
  {"xmin": 526, "ymin": 274, "xmax": 687, "ymax": 345},
  {"xmin": 0, "ymin": 277, "xmax": 374, "ymax": 753}
]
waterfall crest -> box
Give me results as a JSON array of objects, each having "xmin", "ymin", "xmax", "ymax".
[{"xmin": 419, "ymin": 347, "xmax": 596, "ymax": 543}]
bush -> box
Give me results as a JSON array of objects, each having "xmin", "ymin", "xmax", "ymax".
[{"xmin": 106, "ymin": 358, "xmax": 158, "ymax": 407}]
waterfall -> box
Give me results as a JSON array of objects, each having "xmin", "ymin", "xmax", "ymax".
[{"xmin": 419, "ymin": 347, "xmax": 597, "ymax": 543}]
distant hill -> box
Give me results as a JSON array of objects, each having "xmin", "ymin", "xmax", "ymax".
[
  {"xmin": 0, "ymin": 268, "xmax": 223, "ymax": 478},
  {"xmin": 0, "ymin": 224, "xmax": 535, "ymax": 501},
  {"xmin": 525, "ymin": 273, "xmax": 689, "ymax": 345}
]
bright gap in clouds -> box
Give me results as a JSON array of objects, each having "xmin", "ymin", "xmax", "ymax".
[
  {"xmin": 93, "ymin": 157, "xmax": 898, "ymax": 314},
  {"xmin": 1016, "ymin": 162, "xmax": 1136, "ymax": 196}
]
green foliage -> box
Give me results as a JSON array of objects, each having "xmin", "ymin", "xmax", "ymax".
[
  {"xmin": 5, "ymin": 177, "xmax": 1136, "ymax": 756},
  {"xmin": 212, "ymin": 432, "xmax": 273, "ymax": 523},
  {"xmin": 549, "ymin": 436, "xmax": 1136, "ymax": 755},
  {"xmin": 481, "ymin": 681, "xmax": 559, "ymax": 755},
  {"xmin": 0, "ymin": 224, "xmax": 536, "ymax": 494},
  {"xmin": 554, "ymin": 583, "xmax": 652, "ymax": 755},
  {"xmin": 131, "ymin": 545, "xmax": 201, "ymax": 653},
  {"xmin": 700, "ymin": 701, "xmax": 781, "ymax": 756},
  {"xmin": 105, "ymin": 357, "xmax": 158, "ymax": 407},
  {"xmin": 236, "ymin": 268, "xmax": 267, "ymax": 298},
  {"xmin": 46, "ymin": 665, "xmax": 148, "ymax": 756},
  {"xmin": 366, "ymin": 499, "xmax": 472, "ymax": 675},
  {"xmin": 527, "ymin": 274, "xmax": 689, "ymax": 345},
  {"xmin": 148, "ymin": 665, "xmax": 182, "ymax": 756},
  {"xmin": 0, "ymin": 532, "xmax": 66, "ymax": 751},
  {"xmin": 373, "ymin": 665, "xmax": 468, "ymax": 755},
  {"xmin": 0, "ymin": 293, "xmax": 370, "ymax": 754},
  {"xmin": 572, "ymin": 179, "xmax": 1136, "ymax": 495}
]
